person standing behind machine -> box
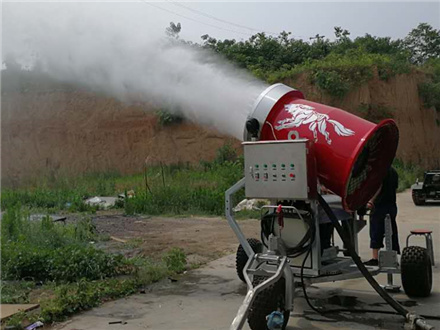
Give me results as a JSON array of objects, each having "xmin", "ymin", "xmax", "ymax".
[{"xmin": 364, "ymin": 166, "xmax": 400, "ymax": 266}]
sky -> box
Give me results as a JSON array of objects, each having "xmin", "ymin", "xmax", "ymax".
[
  {"xmin": 142, "ymin": 1, "xmax": 439, "ymax": 42},
  {"xmin": 2, "ymin": 1, "xmax": 439, "ymax": 44}
]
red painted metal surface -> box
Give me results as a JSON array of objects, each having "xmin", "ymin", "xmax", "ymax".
[{"xmin": 259, "ymin": 91, "xmax": 399, "ymax": 211}]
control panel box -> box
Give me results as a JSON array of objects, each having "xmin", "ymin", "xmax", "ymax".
[{"xmin": 243, "ymin": 139, "xmax": 317, "ymax": 200}]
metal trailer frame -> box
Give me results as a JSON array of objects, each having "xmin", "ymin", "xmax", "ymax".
[{"xmin": 225, "ymin": 177, "xmax": 400, "ymax": 330}]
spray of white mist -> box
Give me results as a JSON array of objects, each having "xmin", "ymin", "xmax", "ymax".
[{"xmin": 2, "ymin": 2, "xmax": 268, "ymax": 140}]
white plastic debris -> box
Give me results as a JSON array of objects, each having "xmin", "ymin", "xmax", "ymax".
[
  {"xmin": 233, "ymin": 199, "xmax": 267, "ymax": 212},
  {"xmin": 84, "ymin": 196, "xmax": 118, "ymax": 210},
  {"xmin": 25, "ymin": 321, "xmax": 44, "ymax": 330}
]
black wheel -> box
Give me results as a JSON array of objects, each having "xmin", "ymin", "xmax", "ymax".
[
  {"xmin": 248, "ymin": 276, "xmax": 290, "ymax": 330},
  {"xmin": 236, "ymin": 238, "xmax": 263, "ymax": 282},
  {"xmin": 412, "ymin": 191, "xmax": 425, "ymax": 206},
  {"xmin": 401, "ymin": 246, "xmax": 432, "ymax": 297}
]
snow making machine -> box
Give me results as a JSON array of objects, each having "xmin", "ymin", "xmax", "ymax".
[{"xmin": 225, "ymin": 84, "xmax": 434, "ymax": 330}]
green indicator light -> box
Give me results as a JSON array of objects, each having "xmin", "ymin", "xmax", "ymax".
[
  {"xmin": 272, "ymin": 164, "xmax": 276, "ymax": 167},
  {"xmin": 255, "ymin": 164, "xmax": 259, "ymax": 168},
  {"xmin": 281, "ymin": 164, "xmax": 285, "ymax": 167},
  {"xmin": 264, "ymin": 164, "xmax": 268, "ymax": 168},
  {"xmin": 290, "ymin": 163, "xmax": 294, "ymax": 167}
]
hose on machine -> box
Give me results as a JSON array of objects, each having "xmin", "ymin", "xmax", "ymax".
[{"xmin": 306, "ymin": 194, "xmax": 436, "ymax": 329}]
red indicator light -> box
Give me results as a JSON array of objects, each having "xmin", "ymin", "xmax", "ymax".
[{"xmin": 289, "ymin": 173, "xmax": 295, "ymax": 178}]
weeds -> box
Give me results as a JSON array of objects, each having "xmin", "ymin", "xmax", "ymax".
[
  {"xmin": 393, "ymin": 158, "xmax": 424, "ymax": 192},
  {"xmin": 1, "ymin": 207, "xmax": 188, "ymax": 326},
  {"xmin": 124, "ymin": 159, "xmax": 244, "ymax": 216},
  {"xmin": 39, "ymin": 278, "xmax": 139, "ymax": 322},
  {"xmin": 0, "ymin": 281, "xmax": 35, "ymax": 304},
  {"xmin": 1, "ymin": 207, "xmax": 131, "ymax": 282},
  {"xmin": 163, "ymin": 247, "xmax": 187, "ymax": 273},
  {"xmin": 2, "ymin": 258, "xmax": 186, "ymax": 326}
]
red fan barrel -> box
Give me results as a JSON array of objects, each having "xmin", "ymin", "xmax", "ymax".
[{"xmin": 245, "ymin": 83, "xmax": 399, "ymax": 211}]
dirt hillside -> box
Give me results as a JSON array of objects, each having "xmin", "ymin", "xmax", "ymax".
[
  {"xmin": 1, "ymin": 87, "xmax": 239, "ymax": 186},
  {"xmin": 2, "ymin": 71, "xmax": 439, "ymax": 186}
]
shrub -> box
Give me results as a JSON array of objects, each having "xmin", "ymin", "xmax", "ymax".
[
  {"xmin": 357, "ymin": 103, "xmax": 394, "ymax": 123},
  {"xmin": 214, "ymin": 142, "xmax": 238, "ymax": 164},
  {"xmin": 376, "ymin": 53, "xmax": 411, "ymax": 80},
  {"xmin": 419, "ymin": 81, "xmax": 440, "ymax": 112},
  {"xmin": 313, "ymin": 70, "xmax": 351, "ymax": 98},
  {"xmin": 156, "ymin": 110, "xmax": 184, "ymax": 126},
  {"xmin": 274, "ymin": 51, "xmax": 411, "ymax": 98},
  {"xmin": 418, "ymin": 58, "xmax": 440, "ymax": 112},
  {"xmin": 1, "ymin": 242, "xmax": 130, "ymax": 282}
]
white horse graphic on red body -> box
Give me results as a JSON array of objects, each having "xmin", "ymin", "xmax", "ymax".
[{"xmin": 274, "ymin": 104, "xmax": 355, "ymax": 145}]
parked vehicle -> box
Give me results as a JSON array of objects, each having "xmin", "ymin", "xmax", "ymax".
[{"xmin": 411, "ymin": 170, "xmax": 440, "ymax": 205}]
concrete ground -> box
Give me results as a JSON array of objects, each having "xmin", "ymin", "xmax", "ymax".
[{"xmin": 57, "ymin": 191, "xmax": 440, "ymax": 330}]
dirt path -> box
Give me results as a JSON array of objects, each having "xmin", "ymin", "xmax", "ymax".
[{"xmin": 92, "ymin": 213, "xmax": 260, "ymax": 264}]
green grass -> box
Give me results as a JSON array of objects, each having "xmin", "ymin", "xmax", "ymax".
[
  {"xmin": 1, "ymin": 172, "xmax": 120, "ymax": 213},
  {"xmin": 2, "ymin": 256, "xmax": 183, "ymax": 326},
  {"xmin": 0, "ymin": 281, "xmax": 35, "ymax": 304},
  {"xmin": 162, "ymin": 247, "xmax": 187, "ymax": 273},
  {"xmin": 0, "ymin": 206, "xmax": 189, "ymax": 328},
  {"xmin": 1, "ymin": 144, "xmax": 244, "ymax": 216},
  {"xmin": 1, "ymin": 206, "xmax": 131, "ymax": 282},
  {"xmin": 2, "ymin": 150, "xmax": 423, "ymax": 217}
]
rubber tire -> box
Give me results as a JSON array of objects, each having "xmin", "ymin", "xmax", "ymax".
[
  {"xmin": 401, "ymin": 246, "xmax": 432, "ymax": 297},
  {"xmin": 412, "ymin": 191, "xmax": 425, "ymax": 206},
  {"xmin": 236, "ymin": 238, "xmax": 263, "ymax": 283},
  {"xmin": 247, "ymin": 276, "xmax": 290, "ymax": 330}
]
